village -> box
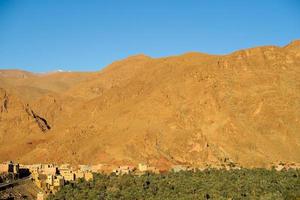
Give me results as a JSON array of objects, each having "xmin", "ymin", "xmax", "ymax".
[{"xmin": 1, "ymin": 160, "xmax": 299, "ymax": 200}]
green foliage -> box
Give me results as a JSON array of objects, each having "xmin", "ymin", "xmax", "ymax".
[{"xmin": 48, "ymin": 169, "xmax": 300, "ymax": 200}]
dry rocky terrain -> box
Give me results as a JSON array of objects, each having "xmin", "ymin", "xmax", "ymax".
[{"xmin": 0, "ymin": 40, "xmax": 300, "ymax": 168}]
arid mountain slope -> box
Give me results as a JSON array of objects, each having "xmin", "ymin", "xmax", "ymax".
[
  {"xmin": 0, "ymin": 41, "xmax": 299, "ymax": 168},
  {"xmin": 0, "ymin": 70, "xmax": 94, "ymax": 102}
]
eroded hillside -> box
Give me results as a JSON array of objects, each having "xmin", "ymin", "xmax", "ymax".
[{"xmin": 0, "ymin": 41, "xmax": 299, "ymax": 168}]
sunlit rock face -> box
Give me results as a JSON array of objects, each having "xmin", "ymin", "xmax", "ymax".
[{"xmin": 0, "ymin": 41, "xmax": 299, "ymax": 168}]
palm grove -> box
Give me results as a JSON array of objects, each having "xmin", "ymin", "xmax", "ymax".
[{"xmin": 48, "ymin": 168, "xmax": 300, "ymax": 200}]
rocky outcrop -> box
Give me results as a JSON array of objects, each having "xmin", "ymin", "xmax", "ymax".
[
  {"xmin": 33, "ymin": 113, "xmax": 51, "ymax": 132},
  {"xmin": 25, "ymin": 105, "xmax": 51, "ymax": 132},
  {"xmin": 0, "ymin": 88, "xmax": 51, "ymax": 132},
  {"xmin": 0, "ymin": 92, "xmax": 8, "ymax": 113}
]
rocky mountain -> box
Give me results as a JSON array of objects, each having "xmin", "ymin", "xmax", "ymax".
[{"xmin": 0, "ymin": 40, "xmax": 299, "ymax": 168}]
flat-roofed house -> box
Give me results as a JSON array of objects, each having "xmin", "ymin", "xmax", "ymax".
[
  {"xmin": 79, "ymin": 165, "xmax": 92, "ymax": 172},
  {"xmin": 84, "ymin": 172, "xmax": 93, "ymax": 181},
  {"xmin": 147, "ymin": 166, "xmax": 160, "ymax": 174},
  {"xmin": 46, "ymin": 175, "xmax": 54, "ymax": 185},
  {"xmin": 75, "ymin": 170, "xmax": 84, "ymax": 180},
  {"xmin": 13, "ymin": 163, "xmax": 19, "ymax": 174},
  {"xmin": 171, "ymin": 165, "xmax": 190, "ymax": 173},
  {"xmin": 60, "ymin": 169, "xmax": 75, "ymax": 182},
  {"xmin": 138, "ymin": 163, "xmax": 148, "ymax": 172},
  {"xmin": 59, "ymin": 164, "xmax": 71, "ymax": 170},
  {"xmin": 138, "ymin": 164, "xmax": 159, "ymax": 174},
  {"xmin": 26, "ymin": 164, "xmax": 41, "ymax": 174},
  {"xmin": 53, "ymin": 175, "xmax": 64, "ymax": 187},
  {"xmin": 0, "ymin": 163, "xmax": 9, "ymax": 173},
  {"xmin": 113, "ymin": 166, "xmax": 136, "ymax": 176},
  {"xmin": 40, "ymin": 164, "xmax": 57, "ymax": 175}
]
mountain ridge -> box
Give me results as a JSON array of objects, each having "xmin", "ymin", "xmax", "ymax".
[{"xmin": 0, "ymin": 40, "xmax": 299, "ymax": 168}]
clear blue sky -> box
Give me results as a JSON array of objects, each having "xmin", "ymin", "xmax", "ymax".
[{"xmin": 0, "ymin": 0, "xmax": 299, "ymax": 72}]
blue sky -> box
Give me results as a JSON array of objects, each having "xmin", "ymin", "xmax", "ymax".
[{"xmin": 0, "ymin": 0, "xmax": 299, "ymax": 72}]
